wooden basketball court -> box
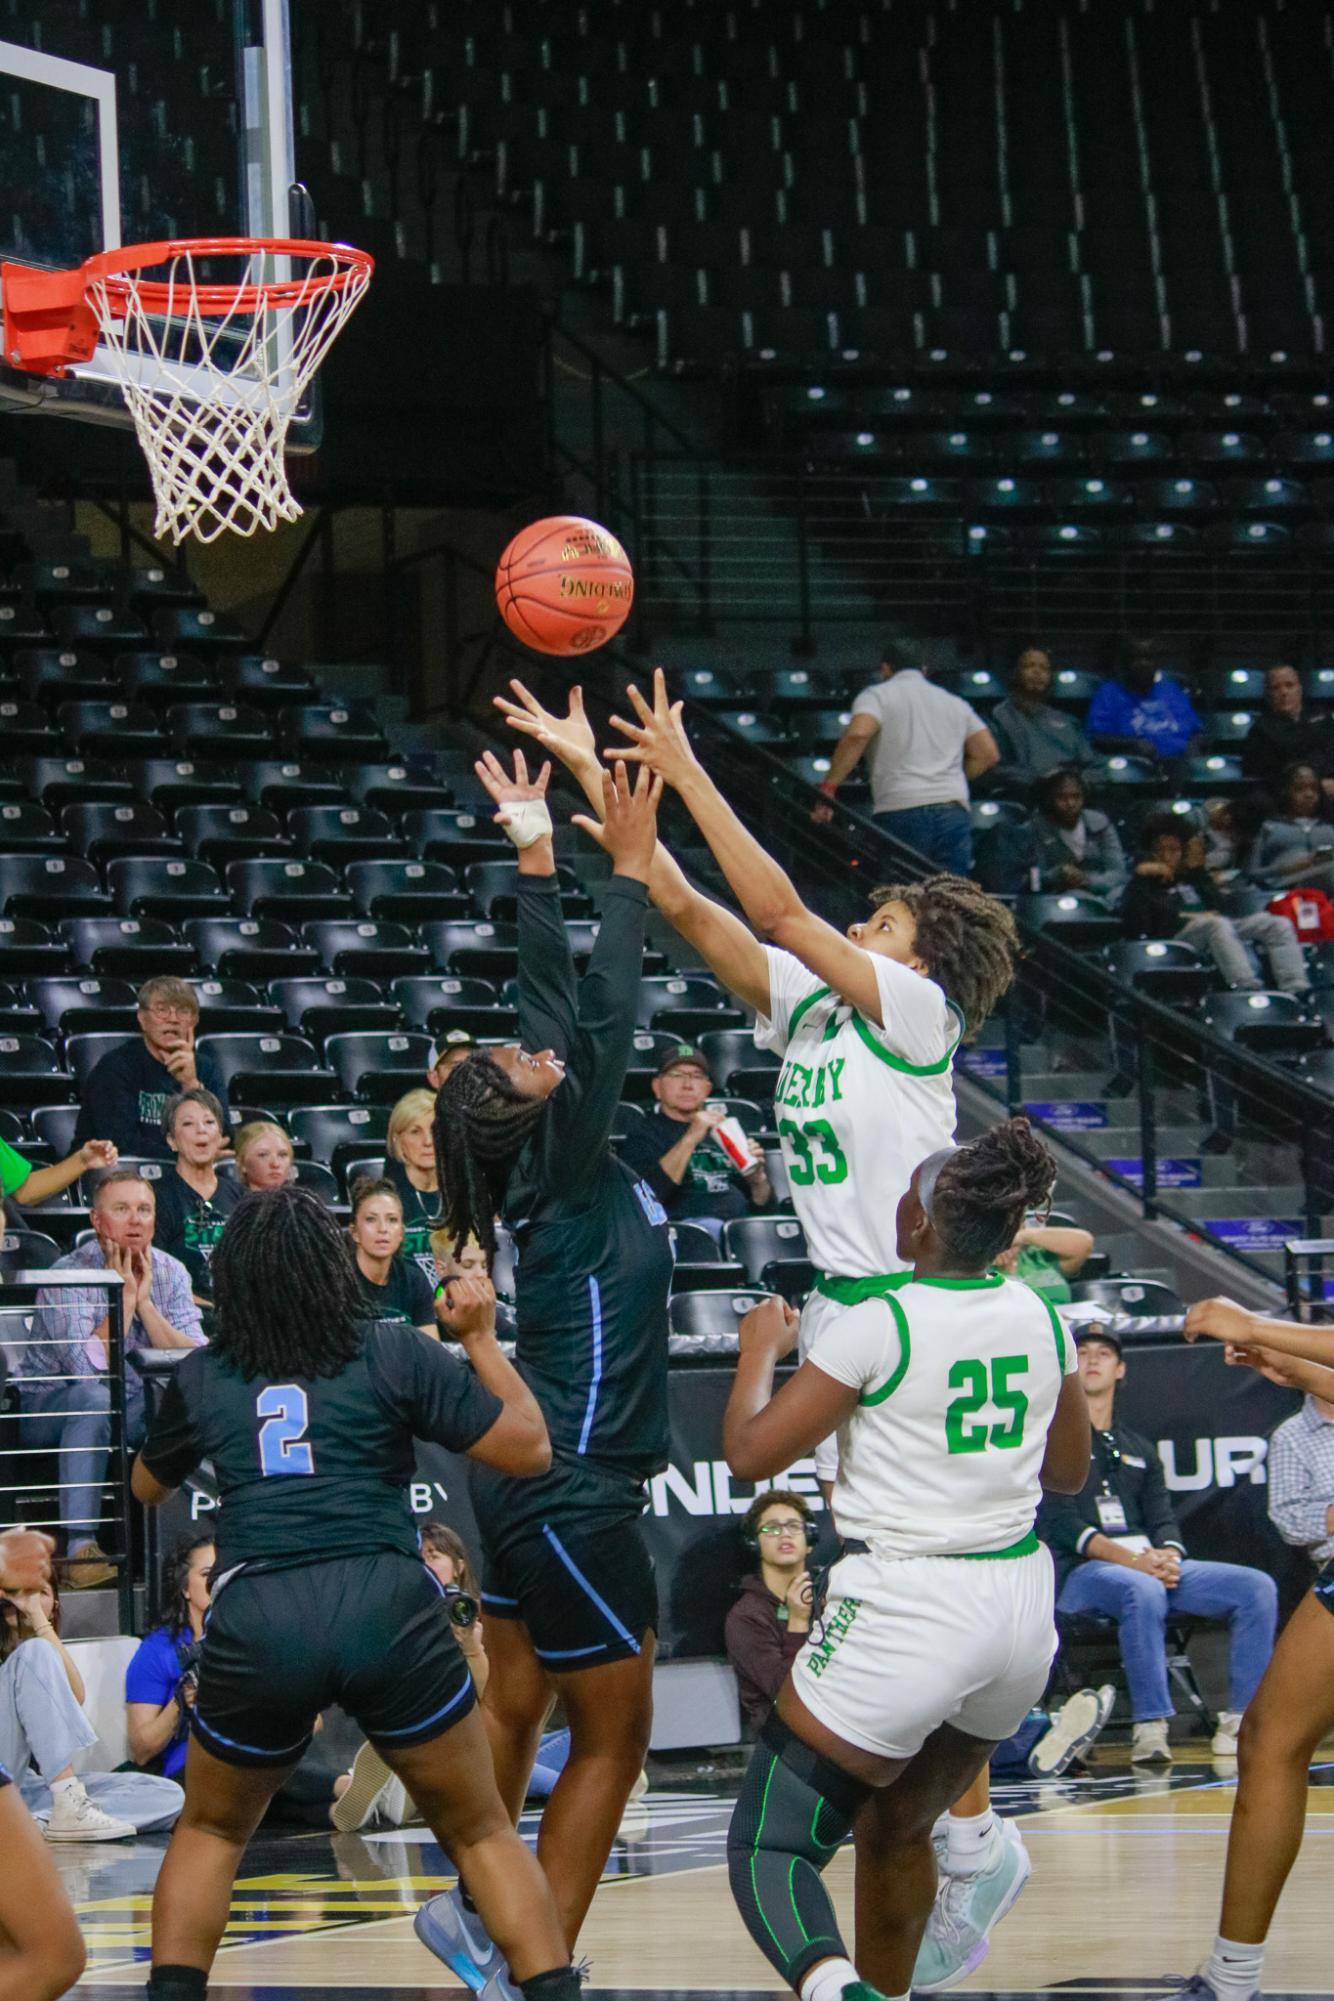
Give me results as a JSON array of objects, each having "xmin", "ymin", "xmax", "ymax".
[{"xmin": 60, "ymin": 1750, "xmax": 1334, "ymax": 2000}]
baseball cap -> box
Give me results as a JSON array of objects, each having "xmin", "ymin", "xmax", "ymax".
[
  {"xmin": 656, "ymin": 1042, "xmax": 713, "ymax": 1080},
  {"xmin": 1071, "ymin": 1318, "xmax": 1122, "ymax": 1357},
  {"xmin": 432, "ymin": 1029, "xmax": 475, "ymax": 1062}
]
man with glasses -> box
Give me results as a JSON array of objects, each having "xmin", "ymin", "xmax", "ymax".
[
  {"xmin": 74, "ymin": 977, "xmax": 224, "ymax": 1161},
  {"xmin": 724, "ymin": 1490, "xmax": 818, "ymax": 1736}
]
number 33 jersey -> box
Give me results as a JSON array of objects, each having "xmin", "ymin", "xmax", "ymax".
[
  {"xmin": 754, "ymin": 945, "xmax": 962, "ymax": 1280},
  {"xmin": 139, "ymin": 1320, "xmax": 503, "ymax": 1571},
  {"xmin": 809, "ymin": 1273, "xmax": 1079, "ymax": 1557}
]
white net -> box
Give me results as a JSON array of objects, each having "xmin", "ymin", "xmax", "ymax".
[{"xmin": 86, "ymin": 244, "xmax": 372, "ymax": 546}]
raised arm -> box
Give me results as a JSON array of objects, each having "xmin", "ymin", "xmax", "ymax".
[
  {"xmin": 607, "ymin": 669, "xmax": 890, "ymax": 1023},
  {"xmin": 1184, "ymin": 1297, "xmax": 1334, "ymax": 1372},
  {"xmin": 496, "ymin": 677, "xmax": 772, "ymax": 1015}
]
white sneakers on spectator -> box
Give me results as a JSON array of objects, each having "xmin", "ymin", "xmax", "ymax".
[
  {"xmin": 1028, "ymin": 1684, "xmax": 1117, "ymax": 1779},
  {"xmin": 1210, "ymin": 1711, "xmax": 1243, "ymax": 1758},
  {"xmin": 332, "ymin": 1743, "xmax": 412, "ymax": 1831},
  {"xmin": 44, "ymin": 1778, "xmax": 134, "ymax": 1841},
  {"xmin": 1131, "ymin": 1719, "xmax": 1173, "ymax": 1764}
]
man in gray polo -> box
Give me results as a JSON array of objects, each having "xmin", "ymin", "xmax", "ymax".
[{"xmin": 814, "ymin": 638, "xmax": 999, "ymax": 873}]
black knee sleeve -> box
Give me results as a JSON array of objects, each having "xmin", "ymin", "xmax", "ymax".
[{"xmin": 727, "ymin": 1715, "xmax": 871, "ymax": 1989}]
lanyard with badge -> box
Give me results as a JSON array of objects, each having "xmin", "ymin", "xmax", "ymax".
[{"xmin": 1093, "ymin": 1430, "xmax": 1150, "ymax": 1551}]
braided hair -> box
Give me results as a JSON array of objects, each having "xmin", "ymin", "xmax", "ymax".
[
  {"xmin": 868, "ymin": 874, "xmax": 1018, "ymax": 1038},
  {"xmin": 431, "ymin": 1050, "xmax": 548, "ymax": 1261},
  {"xmin": 930, "ymin": 1117, "xmax": 1057, "ymax": 1269},
  {"xmin": 209, "ymin": 1185, "xmax": 366, "ymax": 1379}
]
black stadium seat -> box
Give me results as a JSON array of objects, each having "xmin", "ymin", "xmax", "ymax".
[
  {"xmin": 0, "ymin": 854, "xmax": 110, "ymax": 920},
  {"xmin": 198, "ymin": 1032, "xmax": 337, "ymax": 1107},
  {"xmin": 346, "ymin": 859, "xmax": 466, "ymax": 923},
  {"xmin": 176, "ymin": 803, "xmax": 290, "ymax": 869},
  {"xmin": 391, "ymin": 975, "xmax": 498, "ymax": 1031},
  {"xmin": 668, "ymin": 1288, "xmax": 771, "ymax": 1339},
  {"xmin": 60, "ymin": 917, "xmax": 195, "ymax": 978},
  {"xmin": 184, "ymin": 917, "xmax": 320, "ymax": 982},
  {"xmin": 324, "ymin": 1030, "xmax": 433, "ymax": 1102},
  {"xmin": 271, "ymin": 976, "xmax": 401, "ymax": 1039},
  {"xmin": 303, "ymin": 920, "xmax": 431, "ymax": 980},
  {"xmin": 28, "ymin": 975, "xmax": 139, "ymax": 1034},
  {"xmin": 287, "ymin": 1103, "xmax": 391, "ymax": 1177},
  {"xmin": 722, "ymin": 1215, "xmax": 809, "ymax": 1286},
  {"xmin": 226, "ymin": 858, "xmax": 351, "ymax": 923},
  {"xmin": 0, "ymin": 1034, "xmax": 70, "ymax": 1105},
  {"xmin": 287, "ymin": 805, "xmax": 404, "ymax": 868},
  {"xmin": 60, "ymin": 801, "xmax": 182, "ymax": 861},
  {"xmin": 107, "ymin": 858, "xmax": 229, "ymax": 921}
]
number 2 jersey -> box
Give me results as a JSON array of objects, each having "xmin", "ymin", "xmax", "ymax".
[
  {"xmin": 809, "ymin": 1273, "xmax": 1079, "ymax": 1558},
  {"xmin": 754, "ymin": 945, "xmax": 962, "ymax": 1282},
  {"xmin": 138, "ymin": 1319, "xmax": 504, "ymax": 1571}
]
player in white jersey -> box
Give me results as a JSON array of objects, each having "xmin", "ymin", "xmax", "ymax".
[{"xmin": 720, "ymin": 1119, "xmax": 1090, "ymax": 2001}]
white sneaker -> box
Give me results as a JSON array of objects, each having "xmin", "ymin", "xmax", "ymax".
[
  {"xmin": 44, "ymin": 1781, "xmax": 134, "ymax": 1842},
  {"xmin": 1028, "ymin": 1683, "xmax": 1117, "ymax": 1778},
  {"xmin": 1131, "ymin": 1719, "xmax": 1173, "ymax": 1765},
  {"xmin": 332, "ymin": 1743, "xmax": 413, "ymax": 1831},
  {"xmin": 1210, "ymin": 1710, "xmax": 1243, "ymax": 1758}
]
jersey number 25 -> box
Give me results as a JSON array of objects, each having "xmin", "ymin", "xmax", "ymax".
[{"xmin": 256, "ymin": 1384, "xmax": 315, "ymax": 1476}]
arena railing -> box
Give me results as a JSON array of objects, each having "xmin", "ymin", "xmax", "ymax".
[
  {"xmin": 0, "ymin": 1270, "xmax": 135, "ymax": 1632},
  {"xmin": 563, "ymin": 662, "xmax": 1326, "ymax": 1294}
]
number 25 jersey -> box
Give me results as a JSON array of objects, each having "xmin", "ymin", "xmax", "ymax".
[
  {"xmin": 754, "ymin": 946, "xmax": 962, "ymax": 1281},
  {"xmin": 810, "ymin": 1273, "xmax": 1079, "ymax": 1557}
]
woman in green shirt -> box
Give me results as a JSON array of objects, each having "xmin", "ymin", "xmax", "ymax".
[
  {"xmin": 384, "ymin": 1088, "xmax": 440, "ymax": 1281},
  {"xmin": 994, "ymin": 1218, "xmax": 1095, "ymax": 1304}
]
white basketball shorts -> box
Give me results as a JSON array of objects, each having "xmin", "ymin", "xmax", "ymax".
[{"xmin": 790, "ymin": 1543, "xmax": 1057, "ymax": 1760}]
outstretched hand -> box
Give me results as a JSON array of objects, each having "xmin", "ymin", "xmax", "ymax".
[
  {"xmin": 494, "ymin": 679, "xmax": 597, "ymax": 773},
  {"xmin": 572, "ymin": 761, "xmax": 663, "ymax": 880},
  {"xmin": 473, "ymin": 748, "xmax": 552, "ymax": 824},
  {"xmin": 606, "ymin": 667, "xmax": 700, "ymax": 792},
  {"xmin": 1183, "ymin": 1296, "xmax": 1256, "ymax": 1348}
]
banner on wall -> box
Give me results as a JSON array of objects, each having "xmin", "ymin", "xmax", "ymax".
[{"xmin": 174, "ymin": 1342, "xmax": 1315, "ymax": 1655}]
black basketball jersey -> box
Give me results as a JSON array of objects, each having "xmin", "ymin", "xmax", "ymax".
[{"xmin": 139, "ymin": 1319, "xmax": 503, "ymax": 1570}]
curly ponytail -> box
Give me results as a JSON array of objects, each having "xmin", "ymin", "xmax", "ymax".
[
  {"xmin": 431, "ymin": 1051, "xmax": 548, "ymax": 1261},
  {"xmin": 930, "ymin": 1117, "xmax": 1057, "ymax": 1269}
]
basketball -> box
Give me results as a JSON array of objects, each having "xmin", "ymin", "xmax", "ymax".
[{"xmin": 495, "ymin": 514, "xmax": 634, "ymax": 655}]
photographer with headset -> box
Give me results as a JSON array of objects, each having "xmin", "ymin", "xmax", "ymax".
[{"xmin": 725, "ymin": 1491, "xmax": 820, "ymax": 1737}]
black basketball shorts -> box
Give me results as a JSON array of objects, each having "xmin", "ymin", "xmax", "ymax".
[
  {"xmin": 471, "ymin": 1458, "xmax": 658, "ymax": 1672},
  {"xmin": 194, "ymin": 1550, "xmax": 475, "ymax": 1768}
]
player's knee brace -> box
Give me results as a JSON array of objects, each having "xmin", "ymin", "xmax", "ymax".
[{"xmin": 727, "ymin": 1715, "xmax": 871, "ymax": 1990}]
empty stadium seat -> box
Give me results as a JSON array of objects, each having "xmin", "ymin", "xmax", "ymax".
[
  {"xmin": 668, "ymin": 1288, "xmax": 771, "ymax": 1338},
  {"xmin": 184, "ymin": 917, "xmax": 321, "ymax": 982},
  {"xmin": 60, "ymin": 918, "xmax": 195, "ymax": 978},
  {"xmin": 346, "ymin": 859, "xmax": 466, "ymax": 922},
  {"xmin": 28, "ymin": 976, "xmax": 139, "ymax": 1035},
  {"xmin": 722, "ymin": 1214, "xmax": 808, "ymax": 1285},
  {"xmin": 226, "ymin": 859, "xmax": 351, "ymax": 923},
  {"xmin": 287, "ymin": 1103, "xmax": 391, "ymax": 1176},
  {"xmin": 106, "ymin": 858, "xmax": 229, "ymax": 922},
  {"xmin": 302, "ymin": 920, "xmax": 431, "ymax": 979},
  {"xmin": 0, "ymin": 855, "xmax": 110, "ymax": 920},
  {"xmin": 198, "ymin": 1033, "xmax": 337, "ymax": 1107},
  {"xmin": 324, "ymin": 1030, "xmax": 433, "ymax": 1101},
  {"xmin": 271, "ymin": 977, "xmax": 402, "ymax": 1039}
]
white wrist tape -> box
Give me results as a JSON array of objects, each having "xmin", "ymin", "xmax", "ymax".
[{"xmin": 500, "ymin": 798, "xmax": 554, "ymax": 849}]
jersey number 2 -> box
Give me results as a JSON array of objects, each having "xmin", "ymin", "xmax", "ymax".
[
  {"xmin": 256, "ymin": 1384, "xmax": 314, "ymax": 1477},
  {"xmin": 945, "ymin": 1356, "xmax": 1029, "ymax": 1455},
  {"xmin": 780, "ymin": 1117, "xmax": 848, "ymax": 1186}
]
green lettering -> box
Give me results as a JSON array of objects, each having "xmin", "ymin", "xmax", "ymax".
[
  {"xmin": 827, "ymin": 1057, "xmax": 846, "ymax": 1102},
  {"xmin": 812, "ymin": 1064, "xmax": 826, "ymax": 1108}
]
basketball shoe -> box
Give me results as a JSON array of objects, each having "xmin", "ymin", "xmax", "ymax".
[{"xmin": 913, "ymin": 1815, "xmax": 1031, "ymax": 1991}]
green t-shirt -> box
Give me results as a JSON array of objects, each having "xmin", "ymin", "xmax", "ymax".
[
  {"xmin": 0, "ymin": 1136, "xmax": 33, "ymax": 1198},
  {"xmin": 1015, "ymin": 1243, "xmax": 1073, "ymax": 1305}
]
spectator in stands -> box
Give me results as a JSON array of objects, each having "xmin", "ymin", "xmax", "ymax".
[
  {"xmin": 1121, "ymin": 812, "xmax": 1310, "ymax": 997},
  {"xmin": 615, "ymin": 1043, "xmax": 772, "ymax": 1231},
  {"xmin": 233, "ymin": 1119, "xmax": 296, "ymax": 1190},
  {"xmin": 995, "ymin": 1216, "xmax": 1095, "ymax": 1304},
  {"xmin": 1258, "ymin": 1350, "xmax": 1334, "ymax": 1570},
  {"xmin": 1, "ymin": 1569, "xmax": 182, "ymax": 1837},
  {"xmin": 813, "ymin": 637, "xmax": 999, "ymax": 873},
  {"xmin": 431, "ymin": 1227, "xmax": 489, "ymax": 1283},
  {"xmin": 427, "ymin": 1031, "xmax": 474, "ymax": 1089},
  {"xmin": 991, "ymin": 647, "xmax": 1099, "ymax": 793},
  {"xmin": 385, "ymin": 1087, "xmax": 440, "ymax": 1278},
  {"xmin": 1240, "ymin": 662, "xmax": 1334, "ymax": 802},
  {"xmin": 348, "ymin": 1177, "xmax": 437, "ymax": 1336},
  {"xmin": 1028, "ymin": 768, "xmax": 1128, "ymax": 900},
  {"xmin": 1038, "ymin": 1323, "xmax": 1277, "ymax": 1762},
  {"xmin": 23, "ymin": 1169, "xmax": 204, "ymax": 1588},
  {"xmin": 724, "ymin": 1489, "xmax": 815, "ymax": 1736},
  {"xmin": 73, "ymin": 976, "xmax": 224, "ymax": 1162},
  {"xmin": 0, "ymin": 1134, "xmax": 118, "ymax": 1223},
  {"xmin": 1250, "ymin": 762, "xmax": 1334, "ymax": 894},
  {"xmin": 125, "ymin": 1533, "xmax": 215, "ymax": 1783},
  {"xmin": 153, "ymin": 1088, "xmax": 242, "ymax": 1306},
  {"xmin": 1088, "ymin": 636, "xmax": 1202, "ymax": 772}
]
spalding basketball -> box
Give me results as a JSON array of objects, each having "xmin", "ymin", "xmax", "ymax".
[{"xmin": 495, "ymin": 515, "xmax": 634, "ymax": 656}]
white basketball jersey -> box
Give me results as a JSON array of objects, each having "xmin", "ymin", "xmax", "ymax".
[
  {"xmin": 809, "ymin": 1272, "xmax": 1078, "ymax": 1558},
  {"xmin": 754, "ymin": 946, "xmax": 961, "ymax": 1280}
]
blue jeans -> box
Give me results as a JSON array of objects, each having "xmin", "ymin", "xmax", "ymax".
[
  {"xmin": 19, "ymin": 1373, "xmax": 144, "ymax": 1547},
  {"xmin": 873, "ymin": 803, "xmax": 974, "ymax": 876},
  {"xmin": 527, "ymin": 1728, "xmax": 571, "ymax": 1801},
  {"xmin": 1057, "ymin": 1557, "xmax": 1278, "ymax": 1720}
]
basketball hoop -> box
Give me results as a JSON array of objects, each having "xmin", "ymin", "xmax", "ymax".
[{"xmin": 1, "ymin": 237, "xmax": 373, "ymax": 545}]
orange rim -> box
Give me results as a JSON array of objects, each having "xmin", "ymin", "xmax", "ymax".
[{"xmin": 80, "ymin": 236, "xmax": 374, "ymax": 318}]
